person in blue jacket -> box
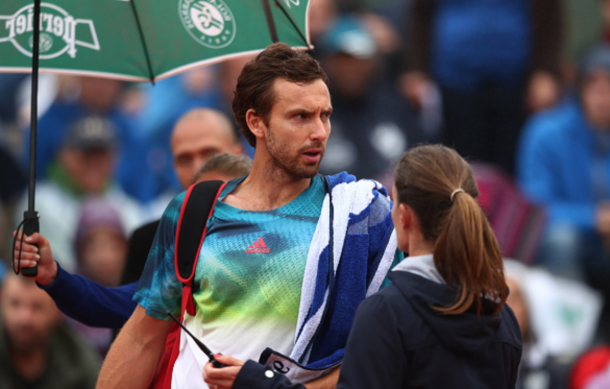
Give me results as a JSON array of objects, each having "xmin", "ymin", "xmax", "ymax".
[
  {"xmin": 403, "ymin": 0, "xmax": 563, "ymax": 175},
  {"xmin": 205, "ymin": 145, "xmax": 522, "ymax": 389},
  {"xmin": 517, "ymin": 43, "xmax": 610, "ymax": 341}
]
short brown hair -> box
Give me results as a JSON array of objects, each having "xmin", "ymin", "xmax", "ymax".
[
  {"xmin": 232, "ymin": 42, "xmax": 330, "ymax": 147},
  {"xmin": 394, "ymin": 144, "xmax": 507, "ymax": 316},
  {"xmin": 192, "ymin": 153, "xmax": 252, "ymax": 184}
]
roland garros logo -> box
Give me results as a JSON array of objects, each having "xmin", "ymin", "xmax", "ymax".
[
  {"xmin": 0, "ymin": 3, "xmax": 100, "ymax": 59},
  {"xmin": 179, "ymin": 0, "xmax": 236, "ymax": 49}
]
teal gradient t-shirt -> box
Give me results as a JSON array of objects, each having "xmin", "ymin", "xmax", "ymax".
[{"xmin": 134, "ymin": 176, "xmax": 326, "ymax": 371}]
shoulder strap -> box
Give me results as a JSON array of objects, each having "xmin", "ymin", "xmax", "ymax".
[
  {"xmin": 162, "ymin": 180, "xmax": 225, "ymax": 389},
  {"xmin": 174, "ymin": 180, "xmax": 225, "ymax": 283}
]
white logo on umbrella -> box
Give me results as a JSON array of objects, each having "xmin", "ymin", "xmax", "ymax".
[
  {"xmin": 179, "ymin": 0, "xmax": 236, "ymax": 49},
  {"xmin": 0, "ymin": 3, "xmax": 100, "ymax": 59},
  {"xmin": 282, "ymin": 0, "xmax": 300, "ymax": 8}
]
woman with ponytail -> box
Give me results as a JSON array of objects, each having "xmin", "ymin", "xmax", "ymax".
[{"xmin": 336, "ymin": 144, "xmax": 522, "ymax": 389}]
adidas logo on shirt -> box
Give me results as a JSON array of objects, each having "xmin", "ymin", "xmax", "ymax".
[{"xmin": 245, "ymin": 238, "xmax": 270, "ymax": 253}]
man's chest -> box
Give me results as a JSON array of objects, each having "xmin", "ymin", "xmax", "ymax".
[{"xmin": 190, "ymin": 215, "xmax": 319, "ymax": 322}]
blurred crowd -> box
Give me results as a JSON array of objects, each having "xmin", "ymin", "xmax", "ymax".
[{"xmin": 1, "ymin": 0, "xmax": 610, "ymax": 388}]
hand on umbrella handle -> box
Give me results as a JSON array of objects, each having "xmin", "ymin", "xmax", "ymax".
[
  {"xmin": 21, "ymin": 211, "xmax": 39, "ymax": 277},
  {"xmin": 13, "ymin": 231, "xmax": 58, "ymax": 286}
]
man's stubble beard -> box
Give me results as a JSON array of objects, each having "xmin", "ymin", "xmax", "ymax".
[{"xmin": 265, "ymin": 127, "xmax": 325, "ymax": 180}]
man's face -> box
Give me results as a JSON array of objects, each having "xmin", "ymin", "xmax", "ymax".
[
  {"xmin": 59, "ymin": 147, "xmax": 114, "ymax": 193},
  {"xmin": 263, "ymin": 78, "xmax": 332, "ymax": 179},
  {"xmin": 172, "ymin": 117, "xmax": 240, "ymax": 189},
  {"xmin": 1, "ymin": 276, "xmax": 59, "ymax": 353},
  {"xmin": 582, "ymin": 70, "xmax": 610, "ymax": 130}
]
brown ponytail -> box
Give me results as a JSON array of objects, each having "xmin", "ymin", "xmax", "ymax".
[{"xmin": 394, "ymin": 145, "xmax": 507, "ymax": 316}]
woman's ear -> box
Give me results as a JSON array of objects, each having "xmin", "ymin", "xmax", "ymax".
[{"xmin": 246, "ymin": 109, "xmax": 265, "ymax": 139}]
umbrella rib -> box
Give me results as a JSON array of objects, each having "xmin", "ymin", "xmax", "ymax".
[
  {"xmin": 273, "ymin": 0, "xmax": 309, "ymax": 48},
  {"xmin": 262, "ymin": 0, "xmax": 279, "ymax": 43},
  {"xmin": 129, "ymin": 0, "xmax": 155, "ymax": 83}
]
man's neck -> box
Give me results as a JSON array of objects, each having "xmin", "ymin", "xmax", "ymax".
[
  {"xmin": 224, "ymin": 156, "xmax": 312, "ymax": 211},
  {"xmin": 10, "ymin": 345, "xmax": 47, "ymax": 382}
]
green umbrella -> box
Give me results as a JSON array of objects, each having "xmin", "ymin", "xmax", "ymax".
[
  {"xmin": 2, "ymin": 0, "xmax": 311, "ymax": 276},
  {"xmin": 0, "ymin": 0, "xmax": 310, "ymax": 81}
]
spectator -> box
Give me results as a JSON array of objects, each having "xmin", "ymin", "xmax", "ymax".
[
  {"xmin": 75, "ymin": 198, "xmax": 128, "ymax": 288},
  {"xmin": 124, "ymin": 108, "xmax": 244, "ymax": 285},
  {"xmin": 145, "ymin": 108, "xmax": 243, "ymax": 219},
  {"xmin": 404, "ymin": 0, "xmax": 563, "ymax": 175},
  {"xmin": 192, "ymin": 153, "xmax": 252, "ymax": 184},
  {"xmin": 136, "ymin": 68, "xmax": 223, "ymax": 194},
  {"xmin": 24, "ymin": 76, "xmax": 154, "ymax": 202},
  {"xmin": 0, "ymin": 272, "xmax": 100, "ymax": 388},
  {"xmin": 517, "ymin": 44, "xmax": 610, "ymax": 341},
  {"xmin": 71, "ymin": 197, "xmax": 128, "ymax": 356},
  {"xmin": 318, "ymin": 17, "xmax": 430, "ymax": 181},
  {"xmin": 15, "ymin": 115, "xmax": 144, "ymax": 272}
]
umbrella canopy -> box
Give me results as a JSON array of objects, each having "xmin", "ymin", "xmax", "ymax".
[
  {"xmin": 3, "ymin": 0, "xmax": 311, "ymax": 276},
  {"xmin": 0, "ymin": 0, "xmax": 310, "ymax": 82}
]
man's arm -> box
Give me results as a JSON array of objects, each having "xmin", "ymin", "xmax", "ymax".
[{"xmin": 96, "ymin": 304, "xmax": 173, "ymax": 389}]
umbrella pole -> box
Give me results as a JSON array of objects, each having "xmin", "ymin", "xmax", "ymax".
[{"xmin": 20, "ymin": 0, "xmax": 42, "ymax": 277}]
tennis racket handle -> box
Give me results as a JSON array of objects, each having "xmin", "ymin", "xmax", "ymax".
[{"xmin": 21, "ymin": 211, "xmax": 39, "ymax": 277}]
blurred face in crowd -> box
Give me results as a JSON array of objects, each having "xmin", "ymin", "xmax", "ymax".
[
  {"xmin": 171, "ymin": 110, "xmax": 242, "ymax": 189},
  {"xmin": 582, "ymin": 70, "xmax": 610, "ymax": 130},
  {"xmin": 78, "ymin": 77, "xmax": 124, "ymax": 113},
  {"xmin": 1, "ymin": 275, "xmax": 60, "ymax": 353},
  {"xmin": 254, "ymin": 78, "xmax": 332, "ymax": 179},
  {"xmin": 308, "ymin": 0, "xmax": 338, "ymax": 44},
  {"xmin": 58, "ymin": 147, "xmax": 114, "ymax": 193},
  {"xmin": 506, "ymin": 277, "xmax": 530, "ymax": 339},
  {"xmin": 322, "ymin": 53, "xmax": 378, "ymax": 99},
  {"xmin": 80, "ymin": 228, "xmax": 127, "ymax": 287}
]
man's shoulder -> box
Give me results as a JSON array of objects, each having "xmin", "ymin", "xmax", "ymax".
[{"xmin": 165, "ymin": 190, "xmax": 189, "ymax": 216}]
